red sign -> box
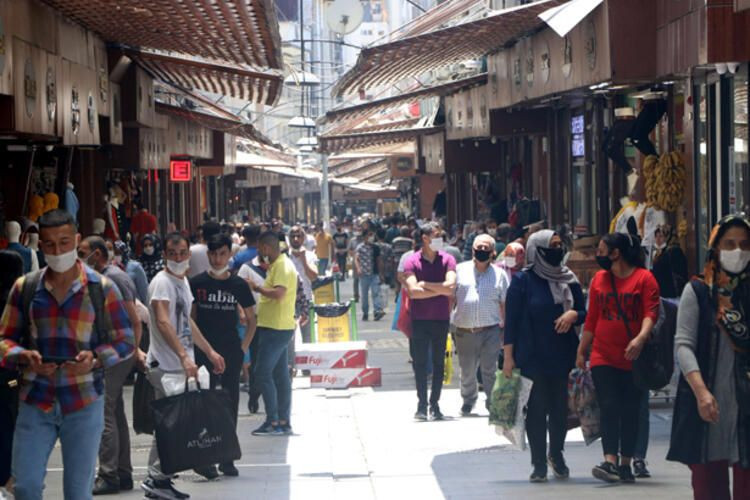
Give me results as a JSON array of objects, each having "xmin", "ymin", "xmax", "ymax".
[{"xmin": 170, "ymin": 160, "xmax": 191, "ymax": 182}]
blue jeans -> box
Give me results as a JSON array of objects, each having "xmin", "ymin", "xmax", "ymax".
[
  {"xmin": 13, "ymin": 397, "xmax": 104, "ymax": 500},
  {"xmin": 318, "ymin": 258, "xmax": 329, "ymax": 275},
  {"xmin": 359, "ymin": 274, "xmax": 383, "ymax": 316},
  {"xmin": 634, "ymin": 389, "xmax": 650, "ymax": 459},
  {"xmin": 255, "ymin": 327, "xmax": 294, "ymax": 423}
]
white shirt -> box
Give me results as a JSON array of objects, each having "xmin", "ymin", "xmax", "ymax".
[
  {"xmin": 188, "ymin": 243, "xmax": 210, "ymax": 278},
  {"xmin": 304, "ymin": 234, "xmax": 316, "ymax": 252},
  {"xmin": 451, "ymin": 261, "xmax": 509, "ymax": 329},
  {"xmin": 238, "ymin": 257, "xmax": 265, "ymax": 307},
  {"xmin": 146, "ymin": 270, "xmax": 195, "ymax": 372},
  {"xmin": 289, "ymin": 249, "xmax": 318, "ymax": 300}
]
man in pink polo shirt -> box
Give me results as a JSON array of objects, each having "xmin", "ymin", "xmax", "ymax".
[{"xmin": 403, "ymin": 222, "xmax": 457, "ymax": 421}]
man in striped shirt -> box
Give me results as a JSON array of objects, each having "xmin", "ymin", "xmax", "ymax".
[{"xmin": 0, "ymin": 210, "xmax": 134, "ymax": 500}]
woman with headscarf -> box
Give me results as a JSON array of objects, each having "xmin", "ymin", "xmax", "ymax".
[
  {"xmin": 114, "ymin": 240, "xmax": 149, "ymax": 305},
  {"xmin": 650, "ymin": 224, "xmax": 688, "ymax": 299},
  {"xmin": 504, "ymin": 230, "xmax": 586, "ymax": 482},
  {"xmin": 139, "ymin": 234, "xmax": 164, "ymax": 282},
  {"xmin": 667, "ymin": 214, "xmax": 750, "ymax": 500},
  {"xmin": 577, "ymin": 232, "xmax": 660, "ymax": 484},
  {"xmin": 496, "ymin": 242, "xmax": 526, "ymax": 281}
]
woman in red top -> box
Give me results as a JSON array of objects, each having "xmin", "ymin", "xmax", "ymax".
[{"xmin": 577, "ymin": 232, "xmax": 660, "ymax": 484}]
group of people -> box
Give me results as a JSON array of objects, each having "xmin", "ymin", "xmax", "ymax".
[{"xmin": 0, "ymin": 207, "xmax": 747, "ymax": 500}]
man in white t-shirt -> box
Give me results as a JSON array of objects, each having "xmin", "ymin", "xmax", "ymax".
[
  {"xmin": 141, "ymin": 232, "xmax": 226, "ymax": 500},
  {"xmin": 288, "ymin": 225, "xmax": 318, "ymax": 343},
  {"xmin": 188, "ymin": 221, "xmax": 221, "ymax": 278}
]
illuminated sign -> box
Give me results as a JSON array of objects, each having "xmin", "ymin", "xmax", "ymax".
[{"xmin": 170, "ymin": 159, "xmax": 191, "ymax": 182}]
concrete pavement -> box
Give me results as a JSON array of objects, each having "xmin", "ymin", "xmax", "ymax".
[{"xmin": 40, "ymin": 282, "xmax": 693, "ymax": 499}]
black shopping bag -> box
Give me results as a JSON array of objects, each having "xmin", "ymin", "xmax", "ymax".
[
  {"xmin": 132, "ymin": 370, "xmax": 155, "ymax": 435},
  {"xmin": 150, "ymin": 385, "xmax": 241, "ymax": 474}
]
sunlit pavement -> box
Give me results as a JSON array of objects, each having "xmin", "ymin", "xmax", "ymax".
[{"xmin": 42, "ymin": 283, "xmax": 692, "ymax": 499}]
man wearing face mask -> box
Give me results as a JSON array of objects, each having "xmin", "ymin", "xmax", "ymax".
[
  {"xmin": 0, "ymin": 210, "xmax": 134, "ymax": 500},
  {"xmin": 189, "ymin": 234, "xmax": 256, "ymax": 478},
  {"xmin": 288, "ymin": 226, "xmax": 318, "ymax": 343},
  {"xmin": 142, "ymin": 232, "xmax": 226, "ymax": 499},
  {"xmin": 452, "ymin": 234, "xmax": 509, "ymax": 416},
  {"xmin": 355, "ymin": 228, "xmax": 385, "ymax": 321},
  {"xmin": 78, "ymin": 236, "xmax": 144, "ymax": 495},
  {"xmin": 404, "ymin": 222, "xmax": 457, "ymax": 420}
]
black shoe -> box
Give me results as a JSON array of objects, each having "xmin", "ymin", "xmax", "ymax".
[
  {"xmin": 374, "ymin": 310, "xmax": 386, "ymax": 321},
  {"xmin": 247, "ymin": 396, "xmax": 260, "ymax": 414},
  {"xmin": 529, "ymin": 465, "xmax": 548, "ymax": 483},
  {"xmin": 429, "ymin": 405, "xmax": 444, "ymax": 421},
  {"xmin": 141, "ymin": 477, "xmax": 190, "ymax": 499},
  {"xmin": 460, "ymin": 403, "xmax": 474, "ymax": 416},
  {"xmin": 92, "ymin": 477, "xmax": 119, "ymax": 495},
  {"xmin": 547, "ymin": 455, "xmax": 570, "ymax": 479},
  {"xmin": 219, "ymin": 462, "xmax": 239, "ymax": 477},
  {"xmin": 618, "ymin": 464, "xmax": 636, "ymax": 483},
  {"xmin": 118, "ymin": 474, "xmax": 134, "ymax": 491},
  {"xmin": 252, "ymin": 422, "xmax": 283, "ymax": 436},
  {"xmin": 633, "ymin": 459, "xmax": 651, "ymax": 478},
  {"xmin": 414, "ymin": 406, "xmax": 428, "ymax": 421},
  {"xmin": 279, "ymin": 423, "xmax": 293, "ymax": 435},
  {"xmin": 193, "ymin": 465, "xmax": 219, "ymax": 480},
  {"xmin": 362, "ymin": 314, "xmax": 369, "ymax": 321},
  {"xmin": 592, "ymin": 461, "xmax": 620, "ymax": 483}
]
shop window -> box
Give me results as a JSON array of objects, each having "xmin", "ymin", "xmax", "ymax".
[{"xmin": 730, "ymin": 69, "xmax": 749, "ymax": 214}]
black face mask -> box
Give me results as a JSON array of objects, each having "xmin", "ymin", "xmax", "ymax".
[
  {"xmin": 473, "ymin": 249, "xmax": 492, "ymax": 263},
  {"xmin": 596, "ymin": 255, "xmax": 613, "ymax": 271},
  {"xmin": 538, "ymin": 247, "xmax": 564, "ymax": 267}
]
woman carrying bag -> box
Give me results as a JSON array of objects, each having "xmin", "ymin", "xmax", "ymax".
[
  {"xmin": 577, "ymin": 232, "xmax": 660, "ymax": 484},
  {"xmin": 667, "ymin": 214, "xmax": 750, "ymax": 500},
  {"xmin": 504, "ymin": 230, "xmax": 586, "ymax": 482}
]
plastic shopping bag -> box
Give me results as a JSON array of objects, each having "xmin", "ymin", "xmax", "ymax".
[
  {"xmin": 489, "ymin": 369, "xmax": 533, "ymax": 450},
  {"xmin": 443, "ymin": 335, "xmax": 454, "ymax": 385},
  {"xmin": 391, "ymin": 290, "xmax": 402, "ymax": 332},
  {"xmin": 568, "ymin": 368, "xmax": 601, "ymax": 445}
]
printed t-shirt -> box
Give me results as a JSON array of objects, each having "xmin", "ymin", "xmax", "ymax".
[{"xmin": 146, "ymin": 270, "xmax": 195, "ymax": 371}]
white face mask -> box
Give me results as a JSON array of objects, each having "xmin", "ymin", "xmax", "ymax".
[
  {"xmin": 45, "ymin": 249, "xmax": 78, "ymax": 273},
  {"xmin": 429, "ymin": 237, "xmax": 444, "ymax": 252},
  {"xmin": 208, "ymin": 265, "xmax": 229, "ymax": 277},
  {"xmin": 143, "ymin": 247, "xmax": 155, "ymax": 256},
  {"xmin": 504, "ymin": 256, "xmax": 517, "ymax": 269},
  {"xmin": 720, "ymin": 248, "xmax": 750, "ymax": 274},
  {"xmin": 166, "ymin": 259, "xmax": 190, "ymax": 276},
  {"xmin": 113, "ymin": 255, "xmax": 123, "ymax": 265}
]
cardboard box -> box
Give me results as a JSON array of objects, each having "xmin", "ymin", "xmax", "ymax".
[
  {"xmin": 309, "ymin": 368, "xmax": 382, "ymax": 389},
  {"xmin": 295, "ymin": 341, "xmax": 367, "ymax": 370}
]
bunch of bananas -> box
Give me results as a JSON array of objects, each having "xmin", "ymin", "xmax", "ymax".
[
  {"xmin": 643, "ymin": 151, "xmax": 685, "ymax": 212},
  {"xmin": 677, "ymin": 217, "xmax": 688, "ymax": 239}
]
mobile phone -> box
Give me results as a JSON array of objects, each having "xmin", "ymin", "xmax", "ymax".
[{"xmin": 41, "ymin": 355, "xmax": 76, "ymax": 365}]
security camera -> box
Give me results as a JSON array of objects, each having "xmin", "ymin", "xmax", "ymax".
[
  {"xmin": 727, "ymin": 62, "xmax": 741, "ymax": 74},
  {"xmin": 716, "ymin": 63, "xmax": 728, "ymax": 75}
]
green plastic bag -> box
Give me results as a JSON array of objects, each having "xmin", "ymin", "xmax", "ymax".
[{"xmin": 489, "ymin": 369, "xmax": 521, "ymax": 428}]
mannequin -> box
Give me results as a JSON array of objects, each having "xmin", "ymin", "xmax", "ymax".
[
  {"xmin": 24, "ymin": 230, "xmax": 45, "ymax": 269},
  {"xmin": 103, "ymin": 185, "xmax": 125, "ymax": 241},
  {"xmin": 5, "ymin": 221, "xmax": 36, "ymax": 273},
  {"xmin": 65, "ymin": 182, "xmax": 80, "ymax": 222},
  {"xmin": 93, "ymin": 218, "xmax": 106, "ymax": 236}
]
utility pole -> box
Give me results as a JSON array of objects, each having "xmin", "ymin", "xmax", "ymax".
[{"xmin": 320, "ymin": 152, "xmax": 330, "ymax": 231}]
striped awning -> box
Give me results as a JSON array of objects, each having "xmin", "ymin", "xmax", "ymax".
[
  {"xmin": 130, "ymin": 50, "xmax": 283, "ymax": 105},
  {"xmin": 41, "ymin": 0, "xmax": 283, "ymax": 69},
  {"xmin": 156, "ymin": 102, "xmax": 272, "ymax": 145},
  {"xmin": 320, "ymin": 126, "xmax": 443, "ymax": 154},
  {"xmin": 332, "ymin": 0, "xmax": 565, "ymax": 97}
]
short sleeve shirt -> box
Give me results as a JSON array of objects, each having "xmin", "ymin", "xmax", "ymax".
[
  {"xmin": 102, "ymin": 265, "xmax": 137, "ymax": 303},
  {"xmin": 315, "ymin": 232, "xmax": 333, "ymax": 258},
  {"xmin": 146, "ymin": 270, "xmax": 195, "ymax": 371},
  {"xmin": 290, "ymin": 250, "xmax": 318, "ymax": 299},
  {"xmin": 403, "ymin": 250, "xmax": 457, "ymax": 321},
  {"xmin": 451, "ymin": 261, "xmax": 509, "ymax": 329},
  {"xmin": 257, "ymin": 254, "xmax": 298, "ymax": 331},
  {"xmin": 356, "ymin": 243, "xmax": 377, "ymax": 276},
  {"xmin": 189, "ymin": 273, "xmax": 255, "ymax": 351}
]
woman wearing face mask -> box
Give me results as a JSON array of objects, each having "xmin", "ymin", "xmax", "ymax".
[
  {"xmin": 667, "ymin": 214, "xmax": 750, "ymax": 500},
  {"xmin": 650, "ymin": 225, "xmax": 688, "ymax": 299},
  {"xmin": 140, "ymin": 234, "xmax": 164, "ymax": 282},
  {"xmin": 504, "ymin": 230, "xmax": 586, "ymax": 482},
  {"xmin": 577, "ymin": 232, "xmax": 660, "ymax": 484},
  {"xmin": 496, "ymin": 242, "xmax": 526, "ymax": 280}
]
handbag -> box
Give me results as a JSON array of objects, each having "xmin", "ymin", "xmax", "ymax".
[
  {"xmin": 396, "ymin": 290, "xmax": 412, "ymax": 338},
  {"xmin": 132, "ymin": 370, "xmax": 155, "ymax": 435},
  {"xmin": 150, "ymin": 380, "xmax": 241, "ymax": 474},
  {"xmin": 608, "ymin": 272, "xmax": 670, "ymax": 390}
]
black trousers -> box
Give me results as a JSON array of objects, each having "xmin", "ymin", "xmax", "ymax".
[
  {"xmin": 248, "ymin": 330, "xmax": 262, "ymax": 405},
  {"xmin": 336, "ymin": 253, "xmax": 347, "ymax": 279},
  {"xmin": 412, "ymin": 320, "xmax": 449, "ymax": 408},
  {"xmin": 525, "ymin": 373, "xmax": 569, "ymax": 467},
  {"xmin": 591, "ymin": 365, "xmax": 644, "ymax": 459},
  {"xmin": 196, "ymin": 346, "xmax": 244, "ymax": 432}
]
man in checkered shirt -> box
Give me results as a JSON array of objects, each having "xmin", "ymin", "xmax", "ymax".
[{"xmin": 451, "ymin": 234, "xmax": 509, "ymax": 416}]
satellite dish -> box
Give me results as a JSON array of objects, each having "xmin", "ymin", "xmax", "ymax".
[{"xmin": 325, "ymin": 0, "xmax": 364, "ymax": 35}]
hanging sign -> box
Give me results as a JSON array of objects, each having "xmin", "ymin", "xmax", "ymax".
[{"xmin": 170, "ymin": 158, "xmax": 192, "ymax": 182}]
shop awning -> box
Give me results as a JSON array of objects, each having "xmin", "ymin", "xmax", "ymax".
[
  {"xmin": 235, "ymin": 151, "xmax": 295, "ymax": 168},
  {"xmin": 155, "ymin": 102, "xmax": 272, "ymax": 145},
  {"xmin": 129, "ymin": 50, "xmax": 283, "ymax": 105},
  {"xmin": 538, "ymin": 0, "xmax": 604, "ymax": 37},
  {"xmin": 323, "ymin": 73, "xmax": 487, "ymax": 128},
  {"xmin": 332, "ymin": 0, "xmax": 565, "ymax": 97},
  {"xmin": 41, "ymin": 0, "xmax": 283, "ymax": 69},
  {"xmin": 320, "ymin": 126, "xmax": 443, "ymax": 154}
]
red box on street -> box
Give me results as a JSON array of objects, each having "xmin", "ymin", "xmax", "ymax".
[
  {"xmin": 309, "ymin": 367, "xmax": 382, "ymax": 389},
  {"xmin": 295, "ymin": 341, "xmax": 368, "ymax": 370}
]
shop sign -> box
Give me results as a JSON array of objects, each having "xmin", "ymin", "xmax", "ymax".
[
  {"xmin": 24, "ymin": 58, "xmax": 36, "ymax": 118},
  {"xmin": 562, "ymin": 36, "xmax": 573, "ymax": 78},
  {"xmin": 46, "ymin": 67, "xmax": 56, "ymax": 122},
  {"xmin": 170, "ymin": 159, "xmax": 192, "ymax": 182},
  {"xmin": 71, "ymin": 86, "xmax": 80, "ymax": 136}
]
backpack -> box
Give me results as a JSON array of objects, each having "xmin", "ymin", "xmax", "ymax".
[
  {"xmin": 20, "ymin": 270, "xmax": 113, "ymax": 351},
  {"xmin": 609, "ymin": 272, "xmax": 677, "ymax": 390}
]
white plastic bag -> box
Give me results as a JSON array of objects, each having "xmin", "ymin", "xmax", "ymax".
[
  {"xmin": 494, "ymin": 375, "xmax": 533, "ymax": 450},
  {"xmin": 161, "ymin": 366, "xmax": 210, "ymax": 396}
]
